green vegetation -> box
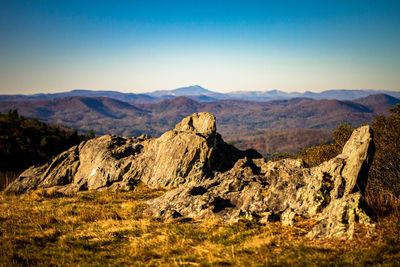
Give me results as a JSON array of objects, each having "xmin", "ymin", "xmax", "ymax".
[
  {"xmin": 299, "ymin": 104, "xmax": 400, "ymax": 218},
  {"xmin": 369, "ymin": 105, "xmax": 400, "ymax": 195},
  {"xmin": 0, "ymin": 110, "xmax": 95, "ymax": 189},
  {"xmin": 1, "ymin": 185, "xmax": 399, "ymax": 266},
  {"xmin": 298, "ymin": 124, "xmax": 354, "ymax": 167}
]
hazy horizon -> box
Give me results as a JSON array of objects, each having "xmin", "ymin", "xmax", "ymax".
[
  {"xmin": 0, "ymin": 85, "xmax": 398, "ymax": 96},
  {"xmin": 1, "ymin": 0, "xmax": 399, "ymax": 94}
]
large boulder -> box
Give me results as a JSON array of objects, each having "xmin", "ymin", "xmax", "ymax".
[
  {"xmin": 5, "ymin": 134, "xmax": 148, "ymax": 193},
  {"xmin": 126, "ymin": 112, "xmax": 222, "ymax": 187},
  {"xmin": 174, "ymin": 112, "xmax": 216, "ymax": 136},
  {"xmin": 5, "ymin": 112, "xmax": 257, "ymax": 193}
]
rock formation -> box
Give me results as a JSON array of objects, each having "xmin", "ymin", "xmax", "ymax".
[
  {"xmin": 146, "ymin": 126, "xmax": 374, "ymax": 238},
  {"xmin": 5, "ymin": 112, "xmax": 259, "ymax": 193},
  {"xmin": 4, "ymin": 112, "xmax": 374, "ymax": 238}
]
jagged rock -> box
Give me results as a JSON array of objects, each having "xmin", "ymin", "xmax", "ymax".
[
  {"xmin": 5, "ymin": 112, "xmax": 258, "ymax": 193},
  {"xmin": 174, "ymin": 112, "xmax": 216, "ymax": 136},
  {"xmin": 5, "ymin": 134, "xmax": 147, "ymax": 193},
  {"xmin": 126, "ymin": 113, "xmax": 218, "ymax": 187},
  {"xmin": 146, "ymin": 125, "xmax": 374, "ymax": 239},
  {"xmin": 4, "ymin": 112, "xmax": 374, "ymax": 238}
]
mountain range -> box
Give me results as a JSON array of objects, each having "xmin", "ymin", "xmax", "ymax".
[
  {"xmin": 1, "ymin": 91, "xmax": 399, "ymax": 156},
  {"xmin": 2, "ymin": 85, "xmax": 400, "ymax": 103}
]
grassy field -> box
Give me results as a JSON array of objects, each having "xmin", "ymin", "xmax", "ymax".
[{"xmin": 1, "ymin": 185, "xmax": 400, "ymax": 266}]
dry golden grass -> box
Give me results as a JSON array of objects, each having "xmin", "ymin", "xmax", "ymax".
[
  {"xmin": 365, "ymin": 190, "xmax": 400, "ymax": 218},
  {"xmin": 1, "ymin": 186, "xmax": 400, "ymax": 266}
]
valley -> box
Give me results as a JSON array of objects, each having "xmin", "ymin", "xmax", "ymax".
[{"xmin": 1, "ymin": 92, "xmax": 398, "ymax": 155}]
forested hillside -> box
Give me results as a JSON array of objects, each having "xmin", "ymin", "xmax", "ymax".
[
  {"xmin": 0, "ymin": 110, "xmax": 94, "ymax": 189},
  {"xmin": 1, "ymin": 94, "xmax": 398, "ymax": 155}
]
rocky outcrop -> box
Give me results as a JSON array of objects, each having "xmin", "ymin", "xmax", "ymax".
[
  {"xmin": 5, "ymin": 112, "xmax": 374, "ymax": 238},
  {"xmin": 5, "ymin": 134, "xmax": 148, "ymax": 193},
  {"xmin": 5, "ymin": 112, "xmax": 260, "ymax": 193},
  {"xmin": 146, "ymin": 125, "xmax": 374, "ymax": 239}
]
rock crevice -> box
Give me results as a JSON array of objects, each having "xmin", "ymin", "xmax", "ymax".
[{"xmin": 5, "ymin": 112, "xmax": 374, "ymax": 238}]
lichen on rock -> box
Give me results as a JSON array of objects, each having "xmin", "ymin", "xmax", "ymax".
[
  {"xmin": 145, "ymin": 125, "xmax": 375, "ymax": 239},
  {"xmin": 4, "ymin": 112, "xmax": 375, "ymax": 239}
]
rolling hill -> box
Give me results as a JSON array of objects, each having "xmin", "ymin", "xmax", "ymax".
[
  {"xmin": 0, "ymin": 90, "xmax": 157, "ymax": 103},
  {"xmin": 2, "ymin": 86, "xmax": 400, "ymax": 103},
  {"xmin": 1, "ymin": 94, "xmax": 398, "ymax": 156}
]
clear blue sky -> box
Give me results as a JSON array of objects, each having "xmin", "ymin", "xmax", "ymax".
[{"xmin": 0, "ymin": 0, "xmax": 399, "ymax": 94}]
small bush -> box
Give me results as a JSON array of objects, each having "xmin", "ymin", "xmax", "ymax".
[
  {"xmin": 364, "ymin": 190, "xmax": 400, "ymax": 218},
  {"xmin": 298, "ymin": 124, "xmax": 354, "ymax": 167},
  {"xmin": 367, "ymin": 104, "xmax": 400, "ymax": 195}
]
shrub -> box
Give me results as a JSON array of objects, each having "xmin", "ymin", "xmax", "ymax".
[
  {"xmin": 298, "ymin": 124, "xmax": 354, "ymax": 167},
  {"xmin": 367, "ymin": 104, "xmax": 400, "ymax": 195}
]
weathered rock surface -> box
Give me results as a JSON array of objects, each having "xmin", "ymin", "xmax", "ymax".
[
  {"xmin": 5, "ymin": 112, "xmax": 374, "ymax": 238},
  {"xmin": 5, "ymin": 112, "xmax": 259, "ymax": 193},
  {"xmin": 5, "ymin": 134, "xmax": 147, "ymax": 193},
  {"xmin": 146, "ymin": 125, "xmax": 374, "ymax": 239}
]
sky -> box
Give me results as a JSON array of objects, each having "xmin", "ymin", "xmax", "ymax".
[{"xmin": 0, "ymin": 0, "xmax": 399, "ymax": 94}]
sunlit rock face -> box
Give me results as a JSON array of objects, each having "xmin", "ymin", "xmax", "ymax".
[
  {"xmin": 5, "ymin": 113, "xmax": 374, "ymax": 239},
  {"xmin": 5, "ymin": 112, "xmax": 259, "ymax": 192},
  {"xmin": 146, "ymin": 124, "xmax": 374, "ymax": 239}
]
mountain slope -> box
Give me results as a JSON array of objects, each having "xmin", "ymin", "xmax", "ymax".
[
  {"xmin": 0, "ymin": 90, "xmax": 157, "ymax": 103},
  {"xmin": 353, "ymin": 94, "xmax": 400, "ymax": 114},
  {"xmin": 148, "ymin": 85, "xmax": 230, "ymax": 100},
  {"xmin": 1, "ymin": 94, "xmax": 399, "ymax": 157},
  {"xmin": 2, "ymin": 95, "xmax": 398, "ymax": 135},
  {"xmin": 2, "ymin": 87, "xmax": 400, "ymax": 103},
  {"xmin": 1, "ymin": 97, "xmax": 153, "ymax": 136}
]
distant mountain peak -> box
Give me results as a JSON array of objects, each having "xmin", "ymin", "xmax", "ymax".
[
  {"xmin": 174, "ymin": 85, "xmax": 209, "ymax": 93},
  {"xmin": 2, "ymin": 87, "xmax": 400, "ymax": 104},
  {"xmin": 148, "ymin": 85, "xmax": 230, "ymax": 100}
]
